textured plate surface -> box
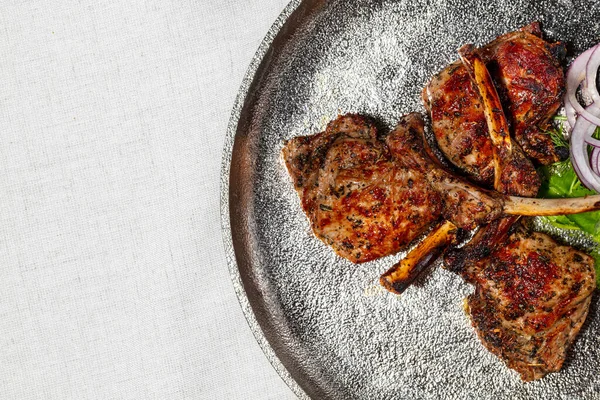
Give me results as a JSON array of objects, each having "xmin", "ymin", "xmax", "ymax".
[{"xmin": 221, "ymin": 1, "xmax": 600, "ymax": 399}]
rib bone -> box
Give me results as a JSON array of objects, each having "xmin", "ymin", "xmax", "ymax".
[
  {"xmin": 503, "ymin": 195, "xmax": 600, "ymax": 216},
  {"xmin": 380, "ymin": 220, "xmax": 458, "ymax": 295},
  {"xmin": 459, "ymin": 46, "xmax": 540, "ymax": 197}
]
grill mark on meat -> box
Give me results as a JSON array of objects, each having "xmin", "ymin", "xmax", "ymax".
[
  {"xmin": 282, "ymin": 114, "xmax": 444, "ymax": 263},
  {"xmin": 423, "ymin": 22, "xmax": 565, "ymax": 185},
  {"xmin": 454, "ymin": 224, "xmax": 596, "ymax": 381}
]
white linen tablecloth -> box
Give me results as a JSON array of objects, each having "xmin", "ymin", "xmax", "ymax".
[{"xmin": 0, "ymin": 1, "xmax": 296, "ymax": 398}]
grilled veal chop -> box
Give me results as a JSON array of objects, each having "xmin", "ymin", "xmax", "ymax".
[
  {"xmin": 423, "ymin": 23, "xmax": 565, "ymax": 187},
  {"xmin": 458, "ymin": 45, "xmax": 540, "ymax": 197},
  {"xmin": 445, "ymin": 221, "xmax": 596, "ymax": 381},
  {"xmin": 480, "ymin": 23, "xmax": 566, "ymax": 165},
  {"xmin": 282, "ymin": 114, "xmax": 442, "ymax": 263}
]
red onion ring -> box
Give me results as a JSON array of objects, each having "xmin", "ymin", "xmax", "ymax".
[
  {"xmin": 592, "ymin": 147, "xmax": 600, "ymax": 175},
  {"xmin": 585, "ymin": 44, "xmax": 600, "ymax": 104},
  {"xmin": 565, "ymin": 45, "xmax": 600, "ymax": 127},
  {"xmin": 579, "ymin": 102, "xmax": 600, "ymax": 148},
  {"xmin": 585, "ymin": 136, "xmax": 600, "ymax": 147},
  {"xmin": 570, "ymin": 102, "xmax": 600, "ymax": 192},
  {"xmin": 565, "ymin": 99, "xmax": 577, "ymax": 130},
  {"xmin": 564, "ymin": 42, "xmax": 600, "ymax": 193},
  {"xmin": 565, "ymin": 99, "xmax": 577, "ymax": 129},
  {"xmin": 570, "ymin": 116, "xmax": 600, "ymax": 192}
]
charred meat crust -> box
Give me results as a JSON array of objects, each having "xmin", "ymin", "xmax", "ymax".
[
  {"xmin": 453, "ymin": 223, "xmax": 596, "ymax": 381},
  {"xmin": 282, "ymin": 114, "xmax": 443, "ymax": 263},
  {"xmin": 424, "ymin": 22, "xmax": 565, "ymax": 187}
]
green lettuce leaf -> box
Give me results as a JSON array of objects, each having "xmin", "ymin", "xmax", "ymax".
[
  {"xmin": 539, "ymin": 160, "xmax": 600, "ymax": 241},
  {"xmin": 538, "ymin": 160, "xmax": 600, "ymax": 286}
]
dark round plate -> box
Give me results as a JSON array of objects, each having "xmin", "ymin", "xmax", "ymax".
[{"xmin": 221, "ymin": 1, "xmax": 600, "ymax": 398}]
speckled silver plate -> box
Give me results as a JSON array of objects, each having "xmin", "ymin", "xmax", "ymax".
[{"xmin": 221, "ymin": 1, "xmax": 600, "ymax": 398}]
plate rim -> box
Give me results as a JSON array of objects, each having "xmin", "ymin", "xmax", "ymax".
[
  {"xmin": 219, "ymin": 1, "xmax": 600, "ymax": 398},
  {"xmin": 220, "ymin": 1, "xmax": 314, "ymax": 398}
]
